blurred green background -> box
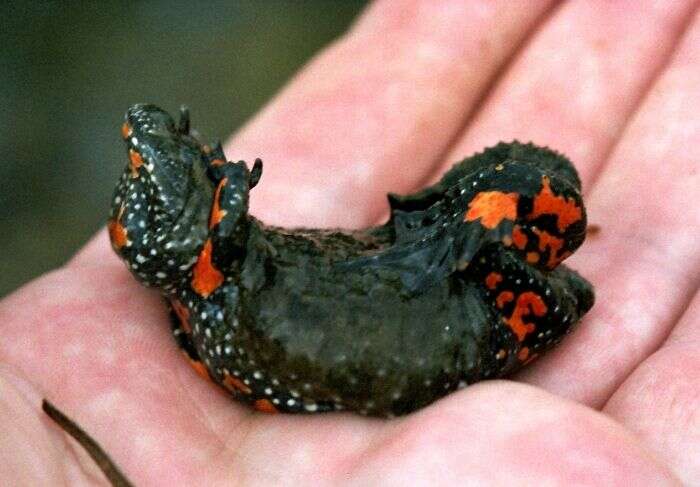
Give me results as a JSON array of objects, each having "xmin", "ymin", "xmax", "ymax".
[{"xmin": 0, "ymin": 1, "xmax": 367, "ymax": 297}]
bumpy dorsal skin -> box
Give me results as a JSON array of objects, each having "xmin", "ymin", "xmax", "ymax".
[{"xmin": 109, "ymin": 104, "xmax": 594, "ymax": 417}]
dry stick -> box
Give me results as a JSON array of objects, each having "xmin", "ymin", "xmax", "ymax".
[{"xmin": 41, "ymin": 399, "xmax": 134, "ymax": 487}]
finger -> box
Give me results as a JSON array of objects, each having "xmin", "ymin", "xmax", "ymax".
[
  {"xmin": 341, "ymin": 382, "xmax": 677, "ymax": 484},
  {"xmin": 226, "ymin": 0, "xmax": 557, "ymax": 228},
  {"xmin": 519, "ymin": 11, "xmax": 700, "ymax": 406},
  {"xmin": 440, "ymin": 0, "xmax": 697, "ymax": 190},
  {"xmin": 604, "ymin": 291, "xmax": 700, "ymax": 485}
]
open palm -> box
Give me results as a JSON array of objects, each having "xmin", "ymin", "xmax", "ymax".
[{"xmin": 2, "ymin": 2, "xmax": 699, "ymax": 485}]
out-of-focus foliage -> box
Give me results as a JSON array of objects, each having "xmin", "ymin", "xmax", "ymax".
[{"xmin": 0, "ymin": 1, "xmax": 366, "ymax": 297}]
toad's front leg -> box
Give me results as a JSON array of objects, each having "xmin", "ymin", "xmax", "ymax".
[{"xmin": 189, "ymin": 153, "xmax": 262, "ymax": 298}]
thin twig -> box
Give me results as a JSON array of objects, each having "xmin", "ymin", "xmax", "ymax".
[{"xmin": 41, "ymin": 399, "xmax": 134, "ymax": 487}]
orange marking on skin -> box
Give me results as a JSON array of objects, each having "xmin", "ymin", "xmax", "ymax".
[
  {"xmin": 496, "ymin": 291, "xmax": 514, "ymax": 309},
  {"xmin": 495, "ymin": 349, "xmax": 507, "ymax": 360},
  {"xmin": 254, "ymin": 399, "xmax": 279, "ymax": 414},
  {"xmin": 503, "ymin": 292, "xmax": 548, "ymax": 342},
  {"xmin": 526, "ymin": 252, "xmax": 540, "ymax": 264},
  {"xmin": 191, "ymin": 239, "xmax": 224, "ymax": 297},
  {"xmin": 210, "ymin": 158, "xmax": 226, "ymax": 166},
  {"xmin": 465, "ymin": 191, "xmax": 519, "ymax": 229},
  {"xmin": 532, "ymin": 228, "xmax": 565, "ymax": 268},
  {"xmin": 512, "ymin": 225, "xmax": 528, "ymax": 250},
  {"xmin": 517, "ymin": 347, "xmax": 530, "ymax": 361},
  {"xmin": 501, "ymin": 235, "xmax": 513, "ymax": 246},
  {"xmin": 108, "ymin": 204, "xmax": 128, "ymax": 249},
  {"xmin": 187, "ymin": 358, "xmax": 211, "ymax": 382},
  {"xmin": 202, "ymin": 145, "xmax": 212, "ymax": 154},
  {"xmin": 171, "ymin": 299, "xmax": 191, "ymax": 334},
  {"xmin": 485, "ymin": 272, "xmax": 503, "ymax": 290},
  {"xmin": 223, "ymin": 374, "xmax": 252, "ymax": 395},
  {"xmin": 128, "ymin": 148, "xmax": 144, "ymax": 178},
  {"xmin": 529, "ymin": 176, "xmax": 582, "ymax": 232},
  {"xmin": 209, "ymin": 177, "xmax": 228, "ymax": 228},
  {"xmin": 121, "ymin": 122, "xmax": 132, "ymax": 139}
]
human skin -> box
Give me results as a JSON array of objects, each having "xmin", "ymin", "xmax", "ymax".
[{"xmin": 1, "ymin": 1, "xmax": 699, "ymax": 485}]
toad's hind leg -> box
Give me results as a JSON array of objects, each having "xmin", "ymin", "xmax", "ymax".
[
  {"xmin": 469, "ymin": 244, "xmax": 594, "ymax": 375},
  {"xmin": 358, "ymin": 152, "xmax": 588, "ymax": 295},
  {"xmin": 388, "ymin": 141, "xmax": 580, "ymax": 213}
]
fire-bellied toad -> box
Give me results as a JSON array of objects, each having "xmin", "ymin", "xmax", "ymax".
[{"xmin": 108, "ymin": 104, "xmax": 594, "ymax": 417}]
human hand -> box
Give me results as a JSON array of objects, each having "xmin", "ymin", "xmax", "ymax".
[{"xmin": 1, "ymin": 1, "xmax": 698, "ymax": 484}]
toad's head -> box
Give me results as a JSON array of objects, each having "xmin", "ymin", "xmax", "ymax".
[{"xmin": 108, "ymin": 104, "xmax": 217, "ymax": 289}]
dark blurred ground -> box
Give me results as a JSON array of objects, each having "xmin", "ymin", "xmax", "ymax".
[{"xmin": 0, "ymin": 1, "xmax": 366, "ymax": 297}]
